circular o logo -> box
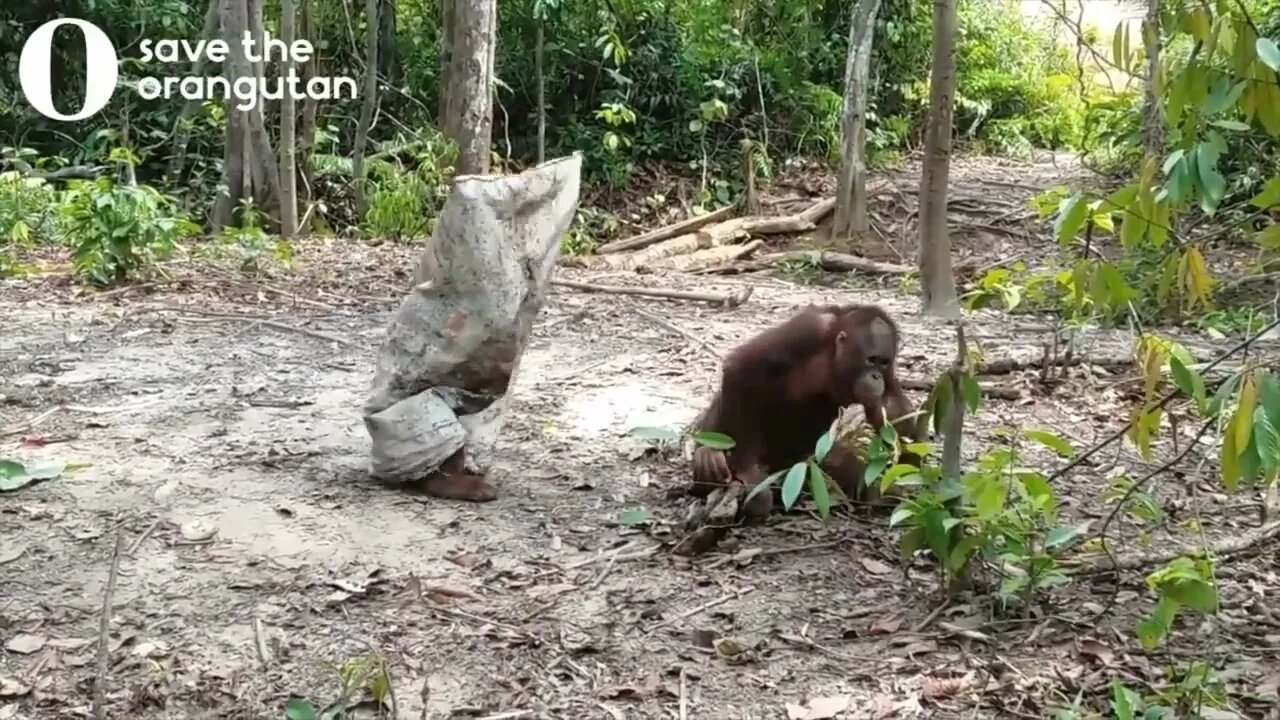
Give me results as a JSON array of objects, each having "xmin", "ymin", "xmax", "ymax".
[{"xmin": 19, "ymin": 19, "xmax": 120, "ymax": 122}]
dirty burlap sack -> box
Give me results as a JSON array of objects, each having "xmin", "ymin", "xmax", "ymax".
[{"xmin": 363, "ymin": 153, "xmax": 583, "ymax": 484}]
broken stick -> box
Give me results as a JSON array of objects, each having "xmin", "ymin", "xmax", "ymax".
[{"xmin": 551, "ymin": 279, "xmax": 753, "ymax": 308}]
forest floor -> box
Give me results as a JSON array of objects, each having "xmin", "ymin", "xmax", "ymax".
[{"xmin": 2, "ymin": 155, "xmax": 1279, "ymax": 720}]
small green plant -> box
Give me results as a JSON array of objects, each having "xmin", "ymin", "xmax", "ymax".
[
  {"xmin": 0, "ymin": 168, "xmax": 59, "ymax": 245},
  {"xmin": 207, "ymin": 201, "xmax": 294, "ymax": 274},
  {"xmin": 60, "ymin": 176, "xmax": 198, "ymax": 286},
  {"xmin": 283, "ymin": 653, "xmax": 393, "ymax": 719}
]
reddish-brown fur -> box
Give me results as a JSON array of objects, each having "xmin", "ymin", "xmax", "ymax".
[{"xmin": 688, "ymin": 304, "xmax": 919, "ymax": 518}]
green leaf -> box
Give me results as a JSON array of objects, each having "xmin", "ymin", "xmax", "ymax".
[
  {"xmin": 889, "ymin": 504, "xmax": 916, "ymax": 528},
  {"xmin": 617, "ymin": 507, "xmax": 651, "ymax": 526},
  {"xmin": 974, "ymin": 478, "xmax": 1006, "ymax": 519},
  {"xmin": 744, "ymin": 469, "xmax": 784, "ymax": 506},
  {"xmin": 1258, "ymin": 372, "xmax": 1280, "ymax": 430},
  {"xmin": 960, "ymin": 374, "xmax": 981, "ymax": 411},
  {"xmin": 629, "ymin": 426, "xmax": 680, "ymax": 441},
  {"xmin": 1257, "ymin": 37, "xmax": 1280, "ymax": 72},
  {"xmin": 1210, "ymin": 119, "xmax": 1251, "ymax": 132},
  {"xmin": 691, "ymin": 431, "xmax": 735, "ymax": 450},
  {"xmin": 1044, "ymin": 525, "xmax": 1079, "ymax": 549},
  {"xmin": 284, "ymin": 699, "xmax": 319, "ymax": 720},
  {"xmin": 1220, "ymin": 422, "xmax": 1241, "ymax": 492},
  {"xmin": 813, "ymin": 426, "xmax": 835, "ymax": 464},
  {"xmin": 1195, "ymin": 142, "xmax": 1227, "ymax": 214},
  {"xmin": 1054, "ymin": 194, "xmax": 1089, "ymax": 245},
  {"xmin": 0, "ymin": 460, "xmax": 24, "ymax": 479},
  {"xmin": 879, "ymin": 463, "xmax": 920, "ymax": 494},
  {"xmin": 1111, "ymin": 680, "xmax": 1137, "ymax": 720},
  {"xmin": 780, "ymin": 462, "xmax": 807, "ymax": 510},
  {"xmin": 1163, "ymin": 578, "xmax": 1218, "ymax": 613},
  {"xmin": 1023, "ymin": 429, "xmax": 1076, "ymax": 458},
  {"xmin": 22, "ymin": 460, "xmax": 65, "ymax": 480},
  {"xmin": 1253, "ymin": 411, "xmax": 1280, "ymax": 472},
  {"xmin": 1168, "ymin": 355, "xmax": 1207, "ymax": 410},
  {"xmin": 1250, "ymin": 176, "xmax": 1280, "ymax": 209},
  {"xmin": 807, "ymin": 461, "xmax": 831, "ymax": 520},
  {"xmin": 899, "ymin": 526, "xmax": 926, "ymax": 558}
]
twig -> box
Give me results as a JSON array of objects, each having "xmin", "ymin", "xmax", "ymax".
[
  {"xmin": 913, "ymin": 599, "xmax": 949, "ymax": 632},
  {"xmin": 552, "ymin": 278, "xmax": 753, "ymax": 308},
  {"xmin": 1, "ymin": 399, "xmax": 164, "ymax": 437},
  {"xmin": 648, "ymin": 586, "xmax": 756, "ymax": 633},
  {"xmin": 679, "ymin": 667, "xmax": 689, "ymax": 720},
  {"xmin": 126, "ymin": 519, "xmax": 162, "ymax": 556},
  {"xmin": 1075, "ymin": 520, "xmax": 1280, "ymax": 575},
  {"xmin": 165, "ymin": 308, "xmax": 358, "ymax": 348},
  {"xmin": 633, "ymin": 307, "xmax": 720, "ymax": 359},
  {"xmin": 702, "ymin": 538, "xmax": 853, "ymax": 570},
  {"xmin": 253, "ymin": 616, "xmax": 271, "ymax": 667},
  {"xmin": 530, "ymin": 546, "xmax": 658, "ymax": 580},
  {"xmin": 92, "ymin": 533, "xmax": 126, "ymax": 720}
]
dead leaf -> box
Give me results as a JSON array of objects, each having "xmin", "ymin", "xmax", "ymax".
[
  {"xmin": 786, "ymin": 695, "xmax": 852, "ymax": 719},
  {"xmin": 923, "ymin": 673, "xmax": 974, "ymax": 700},
  {"xmin": 861, "ymin": 557, "xmax": 894, "ymax": 575},
  {"xmin": 714, "ymin": 637, "xmax": 746, "ymax": 657},
  {"xmin": 893, "ymin": 639, "xmax": 938, "ymax": 657},
  {"xmin": 0, "ymin": 677, "xmax": 31, "ymax": 698},
  {"xmin": 131, "ymin": 640, "xmax": 171, "ymax": 658},
  {"xmin": 0, "ymin": 542, "xmax": 26, "ymax": 565},
  {"xmin": 4, "ymin": 634, "xmax": 46, "ymax": 655},
  {"xmin": 1078, "ymin": 638, "xmax": 1114, "ymax": 665},
  {"xmin": 47, "ymin": 638, "xmax": 92, "ymax": 651},
  {"xmin": 867, "ymin": 613, "xmax": 904, "ymax": 636},
  {"xmin": 422, "ymin": 582, "xmax": 479, "ymax": 600},
  {"xmin": 450, "ymin": 548, "xmax": 488, "ymax": 566},
  {"xmin": 596, "ymin": 673, "xmax": 661, "ymax": 701}
]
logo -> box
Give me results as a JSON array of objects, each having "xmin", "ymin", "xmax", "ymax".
[{"xmin": 19, "ymin": 19, "xmax": 120, "ymax": 122}]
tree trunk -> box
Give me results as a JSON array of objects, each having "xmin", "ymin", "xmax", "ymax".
[
  {"xmin": 439, "ymin": 0, "xmax": 455, "ymax": 128},
  {"xmin": 298, "ymin": 0, "xmax": 319, "ymax": 210},
  {"xmin": 916, "ymin": 0, "xmax": 960, "ymax": 318},
  {"xmin": 1140, "ymin": 0, "xmax": 1163, "ymax": 158},
  {"xmin": 278, "ymin": 0, "xmax": 299, "ymax": 237},
  {"xmin": 442, "ymin": 0, "xmax": 497, "ymax": 175},
  {"xmin": 211, "ymin": 0, "xmax": 281, "ymax": 232},
  {"xmin": 352, "ymin": 0, "xmax": 381, "ymax": 217},
  {"xmin": 831, "ymin": 0, "xmax": 882, "ymax": 241},
  {"xmin": 378, "ymin": 0, "xmax": 399, "ymax": 83},
  {"xmin": 536, "ymin": 22, "xmax": 546, "ymax": 164},
  {"xmin": 166, "ymin": 0, "xmax": 221, "ymax": 186}
]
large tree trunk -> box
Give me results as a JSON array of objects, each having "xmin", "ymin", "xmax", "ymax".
[
  {"xmin": 441, "ymin": 0, "xmax": 497, "ymax": 175},
  {"xmin": 831, "ymin": 0, "xmax": 882, "ymax": 241},
  {"xmin": 916, "ymin": 0, "xmax": 960, "ymax": 318},
  {"xmin": 352, "ymin": 0, "xmax": 381, "ymax": 217},
  {"xmin": 378, "ymin": 0, "xmax": 399, "ymax": 83},
  {"xmin": 278, "ymin": 0, "xmax": 299, "ymax": 237},
  {"xmin": 1140, "ymin": 0, "xmax": 1163, "ymax": 158},
  {"xmin": 211, "ymin": 0, "xmax": 281, "ymax": 232}
]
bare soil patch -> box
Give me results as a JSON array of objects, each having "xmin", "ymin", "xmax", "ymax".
[{"xmin": 3, "ymin": 160, "xmax": 1278, "ymax": 718}]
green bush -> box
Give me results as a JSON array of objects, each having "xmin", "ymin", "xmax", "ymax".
[
  {"xmin": 59, "ymin": 178, "xmax": 199, "ymax": 285},
  {"xmin": 0, "ymin": 171, "xmax": 59, "ymax": 246}
]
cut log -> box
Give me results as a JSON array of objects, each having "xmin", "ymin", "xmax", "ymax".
[
  {"xmin": 640, "ymin": 239, "xmax": 765, "ymax": 273},
  {"xmin": 551, "ymin": 279, "xmax": 753, "ymax": 308},
  {"xmin": 597, "ymin": 204, "xmax": 736, "ymax": 254},
  {"xmin": 760, "ymin": 250, "xmax": 912, "ymax": 275}
]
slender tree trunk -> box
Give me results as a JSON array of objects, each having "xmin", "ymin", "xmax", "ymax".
[
  {"xmin": 536, "ymin": 22, "xmax": 546, "ymax": 163},
  {"xmin": 247, "ymin": 0, "xmax": 281, "ymax": 220},
  {"xmin": 442, "ymin": 0, "xmax": 497, "ymax": 175},
  {"xmin": 917, "ymin": 0, "xmax": 960, "ymax": 318},
  {"xmin": 298, "ymin": 0, "xmax": 319, "ymax": 209},
  {"xmin": 352, "ymin": 0, "xmax": 381, "ymax": 216},
  {"xmin": 279, "ymin": 0, "xmax": 299, "ymax": 237},
  {"xmin": 439, "ymin": 0, "xmax": 455, "ymax": 129},
  {"xmin": 831, "ymin": 0, "xmax": 882, "ymax": 241},
  {"xmin": 166, "ymin": 0, "xmax": 221, "ymax": 185},
  {"xmin": 378, "ymin": 0, "xmax": 399, "ymax": 83},
  {"xmin": 212, "ymin": 0, "xmax": 249, "ymax": 231},
  {"xmin": 1140, "ymin": 0, "xmax": 1163, "ymax": 158}
]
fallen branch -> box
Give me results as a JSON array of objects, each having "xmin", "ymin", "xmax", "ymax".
[
  {"xmin": 92, "ymin": 533, "xmax": 126, "ymax": 720},
  {"xmin": 597, "ymin": 205, "xmax": 736, "ymax": 254},
  {"xmin": 703, "ymin": 249, "xmax": 913, "ymax": 276},
  {"xmin": 1073, "ymin": 521, "xmax": 1280, "ymax": 575},
  {"xmin": 900, "ymin": 376, "xmax": 1025, "ymax": 401},
  {"xmin": 634, "ymin": 307, "xmax": 720, "ymax": 359},
  {"xmin": 975, "ymin": 354, "xmax": 1138, "ymax": 376},
  {"xmin": 551, "ymin": 279, "xmax": 753, "ymax": 308}
]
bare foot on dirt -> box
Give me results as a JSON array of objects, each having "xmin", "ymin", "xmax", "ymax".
[{"xmin": 420, "ymin": 472, "xmax": 498, "ymax": 501}]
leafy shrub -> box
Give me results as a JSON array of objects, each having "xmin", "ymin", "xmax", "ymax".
[
  {"xmin": 59, "ymin": 178, "xmax": 198, "ymax": 285},
  {"xmin": 0, "ymin": 171, "xmax": 59, "ymax": 246}
]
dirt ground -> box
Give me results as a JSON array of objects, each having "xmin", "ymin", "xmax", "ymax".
[{"xmin": 3, "ymin": 158, "xmax": 1279, "ymax": 720}]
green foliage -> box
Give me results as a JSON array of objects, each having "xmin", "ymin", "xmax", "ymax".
[
  {"xmin": 0, "ymin": 170, "xmax": 59, "ymax": 246},
  {"xmin": 59, "ymin": 177, "xmax": 198, "ymax": 286},
  {"xmin": 205, "ymin": 202, "xmax": 295, "ymax": 274},
  {"xmin": 358, "ymin": 133, "xmax": 457, "ymax": 242}
]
